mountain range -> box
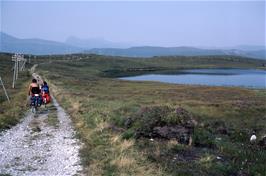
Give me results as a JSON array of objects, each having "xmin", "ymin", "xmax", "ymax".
[
  {"xmin": 87, "ymin": 47, "xmax": 265, "ymax": 58},
  {"xmin": 0, "ymin": 32, "xmax": 265, "ymax": 59},
  {"xmin": 0, "ymin": 32, "xmax": 82, "ymax": 55},
  {"xmin": 65, "ymin": 36, "xmax": 131, "ymax": 49}
]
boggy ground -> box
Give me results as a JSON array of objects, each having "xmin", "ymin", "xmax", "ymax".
[{"xmin": 36, "ymin": 55, "xmax": 266, "ymax": 175}]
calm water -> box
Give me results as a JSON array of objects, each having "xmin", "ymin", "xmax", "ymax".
[{"xmin": 120, "ymin": 69, "xmax": 266, "ymax": 89}]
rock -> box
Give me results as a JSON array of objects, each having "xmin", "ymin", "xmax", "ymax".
[
  {"xmin": 124, "ymin": 118, "xmax": 133, "ymax": 128},
  {"xmin": 36, "ymin": 126, "xmax": 41, "ymax": 132},
  {"xmin": 0, "ymin": 96, "xmax": 83, "ymax": 175}
]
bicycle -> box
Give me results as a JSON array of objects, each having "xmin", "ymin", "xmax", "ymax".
[{"xmin": 30, "ymin": 94, "xmax": 42, "ymax": 114}]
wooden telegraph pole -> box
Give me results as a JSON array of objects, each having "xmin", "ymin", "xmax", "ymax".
[
  {"xmin": 12, "ymin": 54, "xmax": 17, "ymax": 88},
  {"xmin": 16, "ymin": 56, "xmax": 19, "ymax": 80},
  {"xmin": 12, "ymin": 54, "xmax": 26, "ymax": 88}
]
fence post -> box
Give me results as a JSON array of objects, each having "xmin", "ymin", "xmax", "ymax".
[{"xmin": 0, "ymin": 77, "xmax": 10, "ymax": 103}]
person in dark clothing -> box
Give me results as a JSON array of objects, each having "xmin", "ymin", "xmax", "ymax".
[
  {"xmin": 28, "ymin": 79, "xmax": 40, "ymax": 95},
  {"xmin": 28, "ymin": 79, "xmax": 42, "ymax": 106},
  {"xmin": 41, "ymin": 81, "xmax": 49, "ymax": 94}
]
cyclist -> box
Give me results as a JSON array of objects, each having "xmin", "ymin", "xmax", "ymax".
[
  {"xmin": 41, "ymin": 81, "xmax": 50, "ymax": 104},
  {"xmin": 28, "ymin": 78, "xmax": 42, "ymax": 106}
]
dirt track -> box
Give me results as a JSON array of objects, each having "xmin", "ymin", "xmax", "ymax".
[{"xmin": 0, "ymin": 73, "xmax": 83, "ymax": 176}]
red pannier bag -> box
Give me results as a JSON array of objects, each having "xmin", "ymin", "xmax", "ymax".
[{"xmin": 42, "ymin": 93, "xmax": 51, "ymax": 104}]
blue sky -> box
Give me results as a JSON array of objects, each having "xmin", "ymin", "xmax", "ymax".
[{"xmin": 1, "ymin": 1, "xmax": 265, "ymax": 47}]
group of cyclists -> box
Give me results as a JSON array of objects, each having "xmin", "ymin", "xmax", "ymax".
[{"xmin": 28, "ymin": 78, "xmax": 50, "ymax": 108}]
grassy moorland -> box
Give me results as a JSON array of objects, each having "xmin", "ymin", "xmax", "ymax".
[
  {"xmin": 36, "ymin": 54, "xmax": 266, "ymax": 77},
  {"xmin": 16, "ymin": 54, "xmax": 266, "ymax": 175},
  {"xmin": 0, "ymin": 53, "xmax": 31, "ymax": 130}
]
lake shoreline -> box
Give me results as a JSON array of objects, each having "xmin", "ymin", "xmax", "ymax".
[{"xmin": 119, "ymin": 68, "xmax": 266, "ymax": 89}]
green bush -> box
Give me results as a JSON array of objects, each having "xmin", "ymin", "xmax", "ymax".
[
  {"xmin": 193, "ymin": 127, "xmax": 216, "ymax": 148},
  {"xmin": 122, "ymin": 129, "xmax": 135, "ymax": 139}
]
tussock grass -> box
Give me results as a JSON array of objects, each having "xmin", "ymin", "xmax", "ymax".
[
  {"xmin": 49, "ymin": 83, "xmax": 167, "ymax": 175},
  {"xmin": 0, "ymin": 54, "xmax": 31, "ymax": 130},
  {"xmin": 36, "ymin": 54, "xmax": 266, "ymax": 175}
]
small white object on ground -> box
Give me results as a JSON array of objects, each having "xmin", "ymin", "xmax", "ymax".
[
  {"xmin": 250, "ymin": 134, "xmax": 257, "ymax": 143},
  {"xmin": 216, "ymin": 156, "xmax": 222, "ymax": 160}
]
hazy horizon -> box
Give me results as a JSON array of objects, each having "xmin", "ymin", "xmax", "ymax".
[{"xmin": 1, "ymin": 1, "xmax": 265, "ymax": 48}]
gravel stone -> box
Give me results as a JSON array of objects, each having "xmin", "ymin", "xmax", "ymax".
[{"xmin": 0, "ymin": 96, "xmax": 83, "ymax": 176}]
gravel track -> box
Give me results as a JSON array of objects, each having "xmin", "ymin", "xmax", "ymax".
[{"xmin": 0, "ymin": 96, "xmax": 83, "ymax": 176}]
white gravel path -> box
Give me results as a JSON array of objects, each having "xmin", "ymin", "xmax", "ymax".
[{"xmin": 0, "ymin": 96, "xmax": 83, "ymax": 176}]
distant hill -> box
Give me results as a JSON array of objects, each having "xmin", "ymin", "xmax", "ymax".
[
  {"xmin": 87, "ymin": 46, "xmax": 266, "ymax": 59},
  {"xmin": 244, "ymin": 50, "xmax": 266, "ymax": 59},
  {"xmin": 65, "ymin": 36, "xmax": 131, "ymax": 49},
  {"xmin": 0, "ymin": 32, "xmax": 82, "ymax": 55},
  {"xmin": 87, "ymin": 46, "xmax": 226, "ymax": 57},
  {"xmin": 232, "ymin": 45, "xmax": 266, "ymax": 51},
  {"xmin": 0, "ymin": 32, "xmax": 265, "ymax": 59}
]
